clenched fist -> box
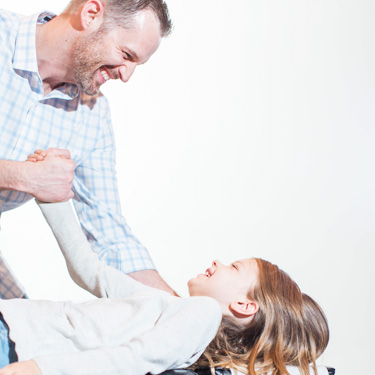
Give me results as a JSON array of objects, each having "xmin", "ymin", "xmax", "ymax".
[{"xmin": 24, "ymin": 148, "xmax": 76, "ymax": 202}]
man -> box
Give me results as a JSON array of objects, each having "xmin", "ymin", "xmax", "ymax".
[{"xmin": 0, "ymin": 0, "xmax": 175, "ymax": 298}]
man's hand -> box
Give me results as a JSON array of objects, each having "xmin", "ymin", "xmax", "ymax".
[
  {"xmin": 0, "ymin": 360, "xmax": 42, "ymax": 375},
  {"xmin": 1, "ymin": 148, "xmax": 75, "ymax": 202},
  {"xmin": 23, "ymin": 148, "xmax": 75, "ymax": 202}
]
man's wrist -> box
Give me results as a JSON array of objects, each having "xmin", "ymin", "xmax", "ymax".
[{"xmin": 11, "ymin": 161, "xmax": 35, "ymax": 195}]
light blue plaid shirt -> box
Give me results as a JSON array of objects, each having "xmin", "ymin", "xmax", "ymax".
[{"xmin": 0, "ymin": 10, "xmax": 155, "ymax": 296}]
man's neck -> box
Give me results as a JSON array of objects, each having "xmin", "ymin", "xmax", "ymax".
[{"xmin": 35, "ymin": 14, "xmax": 78, "ymax": 95}]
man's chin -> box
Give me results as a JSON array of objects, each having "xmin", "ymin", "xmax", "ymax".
[{"xmin": 76, "ymin": 78, "xmax": 101, "ymax": 96}]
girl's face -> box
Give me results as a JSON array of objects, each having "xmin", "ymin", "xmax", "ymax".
[{"xmin": 188, "ymin": 258, "xmax": 259, "ymax": 314}]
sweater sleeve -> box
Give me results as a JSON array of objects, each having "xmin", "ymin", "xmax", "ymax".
[
  {"xmin": 36, "ymin": 200, "xmax": 156, "ymax": 298},
  {"xmin": 33, "ymin": 296, "xmax": 222, "ymax": 375}
]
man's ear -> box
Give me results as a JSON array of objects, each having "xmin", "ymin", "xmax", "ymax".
[
  {"xmin": 229, "ymin": 299, "xmax": 259, "ymax": 319},
  {"xmin": 80, "ymin": 0, "xmax": 104, "ymax": 30}
]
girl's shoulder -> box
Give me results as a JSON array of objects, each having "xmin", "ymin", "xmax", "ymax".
[{"xmin": 165, "ymin": 294, "xmax": 221, "ymax": 312}]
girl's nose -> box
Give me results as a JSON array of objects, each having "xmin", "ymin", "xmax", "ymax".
[{"xmin": 212, "ymin": 260, "xmax": 222, "ymax": 267}]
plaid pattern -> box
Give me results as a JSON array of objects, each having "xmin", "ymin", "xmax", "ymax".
[
  {"xmin": 0, "ymin": 255, "xmax": 26, "ymax": 299},
  {"xmin": 0, "ymin": 10, "xmax": 154, "ymax": 298}
]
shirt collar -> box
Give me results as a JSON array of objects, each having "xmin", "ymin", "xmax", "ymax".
[
  {"xmin": 13, "ymin": 11, "xmax": 79, "ymax": 100},
  {"xmin": 12, "ymin": 11, "xmax": 54, "ymax": 73}
]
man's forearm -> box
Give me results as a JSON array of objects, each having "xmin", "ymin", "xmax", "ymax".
[
  {"xmin": 0, "ymin": 159, "xmax": 29, "ymax": 192},
  {"xmin": 0, "ymin": 151, "xmax": 75, "ymax": 202},
  {"xmin": 128, "ymin": 269, "xmax": 179, "ymax": 296}
]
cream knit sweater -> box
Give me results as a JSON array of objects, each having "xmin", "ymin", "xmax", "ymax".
[{"xmin": 0, "ymin": 201, "xmax": 221, "ymax": 375}]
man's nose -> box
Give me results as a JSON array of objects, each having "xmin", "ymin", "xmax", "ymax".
[
  {"xmin": 118, "ymin": 63, "xmax": 137, "ymax": 83},
  {"xmin": 212, "ymin": 260, "xmax": 222, "ymax": 267}
]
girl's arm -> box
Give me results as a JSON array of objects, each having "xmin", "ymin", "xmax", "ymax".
[
  {"xmin": 33, "ymin": 297, "xmax": 222, "ymax": 375},
  {"xmin": 37, "ymin": 200, "xmax": 157, "ymax": 298}
]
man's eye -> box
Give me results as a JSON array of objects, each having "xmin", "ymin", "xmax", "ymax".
[
  {"xmin": 231, "ymin": 263, "xmax": 238, "ymax": 269},
  {"xmin": 124, "ymin": 53, "xmax": 132, "ymax": 61}
]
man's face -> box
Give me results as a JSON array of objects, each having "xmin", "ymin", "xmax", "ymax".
[
  {"xmin": 72, "ymin": 9, "xmax": 161, "ymax": 95},
  {"xmin": 188, "ymin": 258, "xmax": 259, "ymax": 312}
]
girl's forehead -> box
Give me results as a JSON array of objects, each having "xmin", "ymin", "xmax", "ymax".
[
  {"xmin": 236, "ymin": 258, "xmax": 259, "ymax": 274},
  {"xmin": 235, "ymin": 257, "xmax": 256, "ymax": 265}
]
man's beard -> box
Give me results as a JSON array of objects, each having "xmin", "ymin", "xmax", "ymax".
[{"xmin": 72, "ymin": 31, "xmax": 106, "ymax": 96}]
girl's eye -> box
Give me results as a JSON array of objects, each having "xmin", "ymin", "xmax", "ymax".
[{"xmin": 231, "ymin": 263, "xmax": 238, "ymax": 270}]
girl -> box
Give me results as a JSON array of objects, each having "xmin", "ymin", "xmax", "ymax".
[{"xmin": 0, "ymin": 201, "xmax": 329, "ymax": 375}]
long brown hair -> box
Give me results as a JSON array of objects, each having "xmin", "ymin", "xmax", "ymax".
[{"xmin": 193, "ymin": 258, "xmax": 329, "ymax": 375}]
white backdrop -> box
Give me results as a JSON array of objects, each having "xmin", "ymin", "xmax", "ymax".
[{"xmin": 0, "ymin": 1, "xmax": 374, "ymax": 375}]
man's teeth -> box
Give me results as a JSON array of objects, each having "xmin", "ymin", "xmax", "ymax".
[{"xmin": 101, "ymin": 69, "xmax": 110, "ymax": 81}]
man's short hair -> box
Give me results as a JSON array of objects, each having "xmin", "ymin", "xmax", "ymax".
[{"xmin": 64, "ymin": 0, "xmax": 172, "ymax": 37}]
